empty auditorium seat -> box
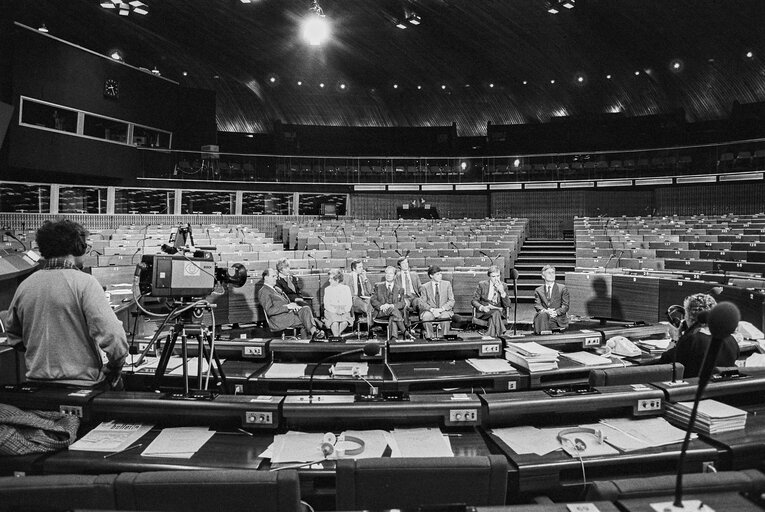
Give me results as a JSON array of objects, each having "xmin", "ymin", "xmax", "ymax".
[
  {"xmin": 589, "ymin": 363, "xmax": 683, "ymax": 387},
  {"xmin": 0, "ymin": 474, "xmax": 118, "ymax": 511}
]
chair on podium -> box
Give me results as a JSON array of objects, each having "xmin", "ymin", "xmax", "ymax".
[{"xmin": 335, "ymin": 455, "xmax": 508, "ymax": 510}]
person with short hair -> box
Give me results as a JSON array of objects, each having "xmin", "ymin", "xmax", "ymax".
[
  {"xmin": 323, "ymin": 268, "xmax": 353, "ymax": 337},
  {"xmin": 471, "ymin": 265, "xmax": 512, "ymax": 337},
  {"xmin": 533, "ymin": 265, "xmax": 570, "ymax": 334},
  {"xmin": 371, "ymin": 266, "xmax": 409, "ymax": 339},
  {"xmin": 656, "ymin": 293, "xmax": 739, "ymax": 378},
  {"xmin": 259, "ymin": 268, "xmax": 324, "ymax": 340},
  {"xmin": 3, "ymin": 219, "xmax": 128, "ymax": 388},
  {"xmin": 275, "ymin": 258, "xmax": 307, "ymax": 305},
  {"xmin": 395, "ymin": 256, "xmax": 421, "ymax": 334},
  {"xmin": 348, "ymin": 259, "xmax": 373, "ymax": 326},
  {"xmin": 418, "ymin": 265, "xmax": 455, "ymax": 339}
]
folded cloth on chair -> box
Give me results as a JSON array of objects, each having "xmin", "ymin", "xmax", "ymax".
[{"xmin": 0, "ymin": 403, "xmax": 80, "ymax": 455}]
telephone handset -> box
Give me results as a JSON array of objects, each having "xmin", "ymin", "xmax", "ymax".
[{"xmin": 607, "ymin": 335, "xmax": 642, "ymax": 357}]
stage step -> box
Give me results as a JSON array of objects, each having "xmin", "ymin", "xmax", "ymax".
[{"xmin": 512, "ymin": 239, "xmax": 576, "ymax": 304}]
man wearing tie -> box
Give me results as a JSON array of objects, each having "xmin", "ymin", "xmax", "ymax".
[
  {"xmin": 347, "ymin": 259, "xmax": 372, "ymax": 326},
  {"xmin": 275, "ymin": 259, "xmax": 307, "ymax": 306},
  {"xmin": 533, "ymin": 265, "xmax": 570, "ymax": 334},
  {"xmin": 471, "ymin": 265, "xmax": 512, "ymax": 337},
  {"xmin": 371, "ymin": 266, "xmax": 408, "ymax": 339},
  {"xmin": 395, "ymin": 256, "xmax": 421, "ymax": 329},
  {"xmin": 418, "ymin": 265, "xmax": 455, "ymax": 339},
  {"xmin": 258, "ymin": 268, "xmax": 324, "ymax": 340}
]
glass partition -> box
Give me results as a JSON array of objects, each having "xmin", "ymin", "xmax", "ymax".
[
  {"xmin": 133, "ymin": 125, "xmax": 172, "ymax": 149},
  {"xmin": 298, "ymin": 193, "xmax": 347, "ymax": 216},
  {"xmin": 20, "ymin": 99, "xmax": 77, "ymax": 134},
  {"xmin": 242, "ymin": 192, "xmax": 291, "ymax": 215},
  {"xmin": 181, "ymin": 190, "xmax": 236, "ymax": 215},
  {"xmin": 0, "ymin": 183, "xmax": 50, "ymax": 213},
  {"xmin": 114, "ymin": 188, "xmax": 174, "ymax": 214},
  {"xmin": 58, "ymin": 186, "xmax": 107, "ymax": 214},
  {"xmin": 83, "ymin": 114, "xmax": 129, "ymax": 144}
]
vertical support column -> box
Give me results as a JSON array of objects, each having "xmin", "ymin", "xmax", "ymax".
[
  {"xmin": 174, "ymin": 189, "xmax": 183, "ymax": 215},
  {"xmin": 235, "ymin": 190, "xmax": 243, "ymax": 216},
  {"xmin": 292, "ymin": 192, "xmax": 300, "ymax": 216},
  {"xmin": 49, "ymin": 184, "xmax": 59, "ymax": 214},
  {"xmin": 106, "ymin": 187, "xmax": 115, "ymax": 215},
  {"xmin": 345, "ymin": 192, "xmax": 351, "ymax": 217}
]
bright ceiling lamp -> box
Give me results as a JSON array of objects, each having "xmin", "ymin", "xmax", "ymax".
[
  {"xmin": 101, "ymin": 0, "xmax": 149, "ymax": 16},
  {"xmin": 302, "ymin": 1, "xmax": 330, "ymax": 46}
]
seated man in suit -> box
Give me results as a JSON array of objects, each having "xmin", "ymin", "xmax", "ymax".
[
  {"xmin": 347, "ymin": 259, "xmax": 373, "ymax": 326},
  {"xmin": 395, "ymin": 256, "xmax": 421, "ymax": 332},
  {"xmin": 275, "ymin": 258, "xmax": 307, "ymax": 306},
  {"xmin": 371, "ymin": 266, "xmax": 409, "ymax": 339},
  {"xmin": 258, "ymin": 268, "xmax": 324, "ymax": 340},
  {"xmin": 533, "ymin": 265, "xmax": 570, "ymax": 334},
  {"xmin": 471, "ymin": 265, "xmax": 512, "ymax": 337},
  {"xmin": 418, "ymin": 265, "xmax": 455, "ymax": 339}
]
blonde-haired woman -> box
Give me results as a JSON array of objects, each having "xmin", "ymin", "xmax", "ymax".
[{"xmin": 323, "ymin": 268, "xmax": 353, "ymax": 336}]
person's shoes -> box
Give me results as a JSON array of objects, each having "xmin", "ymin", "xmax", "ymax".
[
  {"xmin": 311, "ymin": 330, "xmax": 326, "ymax": 341},
  {"xmin": 404, "ymin": 330, "xmax": 416, "ymax": 340}
]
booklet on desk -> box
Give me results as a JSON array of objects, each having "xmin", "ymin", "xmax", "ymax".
[{"xmin": 69, "ymin": 422, "xmax": 153, "ymax": 453}]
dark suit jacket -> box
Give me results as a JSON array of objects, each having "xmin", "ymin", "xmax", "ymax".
[
  {"xmin": 657, "ymin": 323, "xmax": 739, "ymax": 378},
  {"xmin": 471, "ymin": 280, "xmax": 512, "ymax": 310},
  {"xmin": 276, "ymin": 274, "xmax": 304, "ymax": 303},
  {"xmin": 533, "ymin": 282, "xmax": 570, "ymax": 326},
  {"xmin": 370, "ymin": 281, "xmax": 406, "ymax": 318},
  {"xmin": 258, "ymin": 284, "xmax": 299, "ymax": 331},
  {"xmin": 345, "ymin": 271, "xmax": 372, "ymax": 298}
]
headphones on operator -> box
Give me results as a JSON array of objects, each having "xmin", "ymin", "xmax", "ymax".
[{"xmin": 320, "ymin": 432, "xmax": 365, "ymax": 458}]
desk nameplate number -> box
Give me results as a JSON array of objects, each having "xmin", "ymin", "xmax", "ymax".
[{"xmin": 480, "ymin": 343, "xmax": 501, "ymax": 355}]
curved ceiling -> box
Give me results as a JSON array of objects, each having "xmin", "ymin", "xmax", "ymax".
[{"xmin": 8, "ymin": 0, "xmax": 765, "ymax": 136}]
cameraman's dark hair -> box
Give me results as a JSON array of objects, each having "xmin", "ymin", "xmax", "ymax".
[
  {"xmin": 36, "ymin": 219, "xmax": 88, "ymax": 259},
  {"xmin": 350, "ymin": 259, "xmax": 362, "ymax": 271}
]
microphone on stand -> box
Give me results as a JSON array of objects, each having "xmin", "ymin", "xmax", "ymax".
[
  {"xmin": 4, "ymin": 232, "xmax": 27, "ymax": 251},
  {"xmin": 393, "ymin": 224, "xmax": 402, "ymax": 251},
  {"xmin": 509, "ymin": 268, "xmax": 520, "ymax": 336},
  {"xmin": 670, "ymin": 302, "xmax": 739, "ymax": 511},
  {"xmin": 373, "ymin": 240, "xmax": 383, "ymax": 258},
  {"xmin": 317, "ymin": 235, "xmax": 327, "ymax": 251},
  {"xmin": 307, "ymin": 343, "xmax": 380, "ymax": 404},
  {"xmin": 307, "ymin": 253, "xmax": 317, "ymax": 273},
  {"xmin": 479, "ymin": 250, "xmax": 499, "ymax": 267},
  {"xmin": 449, "ymin": 241, "xmax": 460, "ymax": 255}
]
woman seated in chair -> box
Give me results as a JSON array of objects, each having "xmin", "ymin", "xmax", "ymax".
[{"xmin": 323, "ymin": 268, "xmax": 353, "ymax": 337}]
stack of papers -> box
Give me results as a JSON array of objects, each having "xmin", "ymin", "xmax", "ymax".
[
  {"xmin": 636, "ymin": 337, "xmax": 672, "ymax": 354},
  {"xmin": 263, "ymin": 363, "xmax": 307, "ymax": 379},
  {"xmin": 665, "ymin": 400, "xmax": 747, "ymax": 434},
  {"xmin": 331, "ymin": 362, "xmax": 369, "ymax": 377},
  {"xmin": 141, "ymin": 427, "xmax": 215, "ymax": 459},
  {"xmin": 505, "ymin": 342, "xmax": 559, "ymax": 372},
  {"xmin": 560, "ymin": 351, "xmax": 615, "ymax": 367},
  {"xmin": 466, "ymin": 358, "xmax": 516, "ymax": 374},
  {"xmin": 491, "ymin": 426, "xmax": 560, "ymax": 456}
]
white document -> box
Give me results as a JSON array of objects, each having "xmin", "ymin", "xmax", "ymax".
[
  {"xmin": 69, "ymin": 422, "xmax": 153, "ymax": 452},
  {"xmin": 506, "ymin": 341, "xmax": 559, "ymax": 357},
  {"xmin": 331, "ymin": 362, "xmax": 369, "ymax": 377},
  {"xmin": 745, "ymin": 352, "xmax": 765, "ymax": 367},
  {"xmin": 389, "ymin": 428, "xmax": 454, "ymax": 458},
  {"xmin": 141, "ymin": 427, "xmax": 214, "ymax": 459},
  {"xmin": 561, "ymin": 351, "xmax": 614, "ymax": 366},
  {"xmin": 263, "ymin": 363, "xmax": 308, "ymax": 379},
  {"xmin": 270, "ymin": 431, "xmax": 325, "ymax": 463},
  {"xmin": 466, "ymin": 358, "xmax": 515, "ymax": 374},
  {"xmin": 491, "ymin": 426, "xmax": 560, "ymax": 456},
  {"xmin": 599, "ymin": 417, "xmax": 690, "ymax": 452}
]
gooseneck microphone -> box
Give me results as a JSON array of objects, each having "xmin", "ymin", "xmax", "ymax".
[
  {"xmin": 317, "ymin": 235, "xmax": 327, "ymax": 251},
  {"xmin": 307, "ymin": 343, "xmax": 379, "ymax": 403},
  {"xmin": 672, "ymin": 302, "xmax": 740, "ymax": 510},
  {"xmin": 4, "ymin": 231, "xmax": 27, "ymax": 251},
  {"xmin": 373, "ymin": 240, "xmax": 383, "ymax": 258}
]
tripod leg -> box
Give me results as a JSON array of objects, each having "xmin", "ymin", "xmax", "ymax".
[
  {"xmin": 181, "ymin": 331, "xmax": 189, "ymax": 396},
  {"xmin": 153, "ymin": 330, "xmax": 178, "ymax": 391}
]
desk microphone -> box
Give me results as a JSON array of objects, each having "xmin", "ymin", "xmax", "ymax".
[
  {"xmin": 4, "ymin": 232, "xmax": 27, "ymax": 251},
  {"xmin": 603, "ymin": 253, "xmax": 615, "ymax": 269},
  {"xmin": 317, "ymin": 235, "xmax": 327, "ymax": 251},
  {"xmin": 307, "ymin": 343, "xmax": 379, "ymax": 403},
  {"xmin": 671, "ymin": 302, "xmax": 739, "ymax": 511},
  {"xmin": 449, "ymin": 241, "xmax": 460, "ymax": 253},
  {"xmin": 373, "ymin": 240, "xmax": 383, "ymax": 258},
  {"xmin": 479, "ymin": 250, "xmax": 499, "ymax": 267},
  {"xmin": 307, "ymin": 253, "xmax": 317, "ymax": 273}
]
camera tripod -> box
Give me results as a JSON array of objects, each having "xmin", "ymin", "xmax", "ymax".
[{"xmin": 150, "ymin": 304, "xmax": 228, "ymax": 397}]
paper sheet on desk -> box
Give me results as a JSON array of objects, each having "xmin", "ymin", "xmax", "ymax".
[
  {"xmin": 141, "ymin": 427, "xmax": 214, "ymax": 459},
  {"xmin": 388, "ymin": 428, "xmax": 453, "ymax": 457},
  {"xmin": 598, "ymin": 417, "xmax": 691, "ymax": 451},
  {"xmin": 263, "ymin": 363, "xmax": 308, "ymax": 379},
  {"xmin": 491, "ymin": 426, "xmax": 560, "ymax": 456},
  {"xmin": 270, "ymin": 432, "xmax": 325, "ymax": 463},
  {"xmin": 69, "ymin": 422, "xmax": 153, "ymax": 452},
  {"xmin": 341, "ymin": 430, "xmax": 388, "ymax": 459}
]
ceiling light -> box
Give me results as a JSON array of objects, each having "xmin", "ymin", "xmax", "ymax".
[
  {"xmin": 182, "ymin": 71, "xmax": 188, "ymax": 76},
  {"xmin": 103, "ymin": 0, "xmax": 148, "ymax": 16},
  {"xmin": 550, "ymin": 79, "xmax": 555, "ymax": 84},
  {"xmin": 634, "ymin": 70, "xmax": 640, "ymax": 76},
  {"xmin": 441, "ymin": 84, "xmax": 446, "ymax": 90},
  {"xmin": 746, "ymin": 51, "xmax": 754, "ymax": 58},
  {"xmin": 523, "ymin": 80, "xmax": 528, "ymax": 85},
  {"xmin": 37, "ymin": 23, "xmax": 49, "ymax": 33},
  {"xmin": 577, "ymin": 76, "xmax": 584, "ymax": 82},
  {"xmin": 302, "ymin": 2, "xmax": 330, "ymax": 46},
  {"xmin": 297, "ymin": 80, "xmax": 302, "ymax": 86},
  {"xmin": 339, "ymin": 83, "xmax": 346, "ymax": 90},
  {"xmin": 408, "ymin": 14, "xmax": 421, "ymax": 25},
  {"xmin": 100, "ymin": 1, "xmax": 115, "ymax": 8},
  {"xmin": 417, "ymin": 85, "xmax": 422, "ymax": 90},
  {"xmin": 606, "ymin": 74, "xmax": 612, "ymax": 79},
  {"xmin": 396, "ymin": 21, "xmax": 407, "ymax": 29},
  {"xmin": 562, "ymin": 0, "xmax": 575, "ymax": 8},
  {"xmin": 489, "ymin": 83, "xmax": 494, "ymax": 88},
  {"xmin": 241, "ymin": 0, "xmax": 252, "ymax": 3},
  {"xmin": 269, "ymin": 76, "xmax": 276, "ymax": 83},
  {"xmin": 319, "ymin": 82, "xmax": 325, "ymax": 88},
  {"xmin": 110, "ymin": 50, "xmax": 122, "ymax": 60},
  {"xmin": 547, "ymin": 5, "xmax": 559, "ymax": 14},
  {"xmin": 119, "ymin": 8, "xmax": 129, "ymax": 16},
  {"xmin": 393, "ymin": 84, "xmax": 398, "ymax": 89},
  {"xmin": 151, "ymin": 66, "xmax": 160, "ymax": 75}
]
